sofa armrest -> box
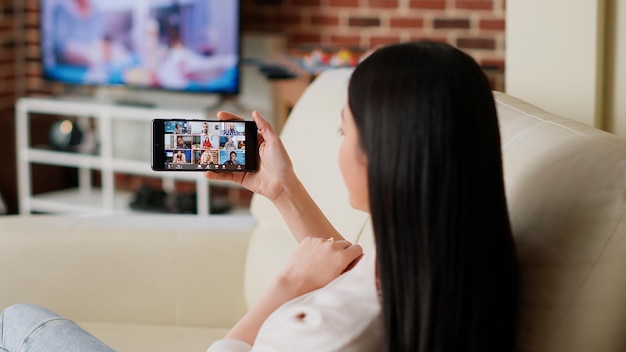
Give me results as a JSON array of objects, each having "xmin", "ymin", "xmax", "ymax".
[{"xmin": 0, "ymin": 214, "xmax": 255, "ymax": 329}]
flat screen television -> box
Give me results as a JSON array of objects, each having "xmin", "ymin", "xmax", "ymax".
[{"xmin": 40, "ymin": 0, "xmax": 241, "ymax": 97}]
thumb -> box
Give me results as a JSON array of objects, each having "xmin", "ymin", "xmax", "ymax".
[
  {"xmin": 252, "ymin": 111, "xmax": 279, "ymax": 141},
  {"xmin": 216, "ymin": 111, "xmax": 245, "ymax": 121}
]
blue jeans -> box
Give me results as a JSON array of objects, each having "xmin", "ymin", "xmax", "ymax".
[{"xmin": 0, "ymin": 304, "xmax": 115, "ymax": 352}]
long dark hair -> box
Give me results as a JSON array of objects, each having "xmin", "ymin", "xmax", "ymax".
[{"xmin": 348, "ymin": 41, "xmax": 518, "ymax": 352}]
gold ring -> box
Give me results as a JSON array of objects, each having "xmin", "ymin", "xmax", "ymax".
[{"xmin": 327, "ymin": 237, "xmax": 335, "ymax": 242}]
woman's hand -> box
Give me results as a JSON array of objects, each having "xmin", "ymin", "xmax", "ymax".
[
  {"xmin": 208, "ymin": 111, "xmax": 343, "ymax": 244},
  {"xmin": 277, "ymin": 237, "xmax": 364, "ymax": 298},
  {"xmin": 222, "ymin": 237, "xmax": 362, "ymax": 345},
  {"xmin": 204, "ymin": 111, "xmax": 295, "ymax": 201}
]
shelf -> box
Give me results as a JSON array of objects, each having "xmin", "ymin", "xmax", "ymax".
[
  {"xmin": 25, "ymin": 147, "xmax": 206, "ymax": 179},
  {"xmin": 17, "ymin": 97, "xmax": 253, "ymax": 216},
  {"xmin": 110, "ymin": 159, "xmax": 243, "ymax": 188},
  {"xmin": 28, "ymin": 188, "xmax": 251, "ymax": 216},
  {"xmin": 25, "ymin": 148, "xmax": 101, "ymax": 169},
  {"xmin": 111, "ymin": 158, "xmax": 205, "ymax": 181},
  {"xmin": 16, "ymin": 97, "xmax": 209, "ymax": 121},
  {"xmin": 25, "ymin": 147, "xmax": 242, "ymax": 190},
  {"xmin": 28, "ymin": 189, "xmax": 134, "ymax": 214}
]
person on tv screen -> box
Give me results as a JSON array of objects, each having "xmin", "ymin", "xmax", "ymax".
[
  {"xmin": 45, "ymin": 0, "xmax": 138, "ymax": 85},
  {"xmin": 50, "ymin": 0, "xmax": 105, "ymax": 68},
  {"xmin": 155, "ymin": 3, "xmax": 236, "ymax": 91}
]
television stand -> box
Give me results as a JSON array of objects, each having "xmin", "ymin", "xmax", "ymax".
[
  {"xmin": 92, "ymin": 86, "xmax": 229, "ymax": 112},
  {"xmin": 15, "ymin": 96, "xmax": 254, "ymax": 216},
  {"xmin": 112, "ymin": 99, "xmax": 157, "ymax": 109}
]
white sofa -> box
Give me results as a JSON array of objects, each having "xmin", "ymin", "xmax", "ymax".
[{"xmin": 2, "ymin": 69, "xmax": 626, "ymax": 352}]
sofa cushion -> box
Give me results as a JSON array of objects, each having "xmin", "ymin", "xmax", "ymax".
[
  {"xmin": 78, "ymin": 321, "xmax": 228, "ymax": 352},
  {"xmin": 0, "ymin": 215, "xmax": 253, "ymax": 328}
]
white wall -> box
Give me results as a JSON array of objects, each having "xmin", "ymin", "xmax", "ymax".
[
  {"xmin": 608, "ymin": 0, "xmax": 626, "ymax": 136},
  {"xmin": 505, "ymin": 0, "xmax": 605, "ymax": 128}
]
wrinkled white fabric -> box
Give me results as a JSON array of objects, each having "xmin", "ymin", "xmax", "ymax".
[{"xmin": 207, "ymin": 250, "xmax": 382, "ymax": 352}]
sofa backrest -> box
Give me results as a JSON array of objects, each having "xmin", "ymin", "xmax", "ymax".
[
  {"xmin": 495, "ymin": 92, "xmax": 626, "ymax": 352},
  {"xmin": 247, "ymin": 69, "xmax": 626, "ymax": 352}
]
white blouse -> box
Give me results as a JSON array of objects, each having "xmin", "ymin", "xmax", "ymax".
[{"xmin": 207, "ymin": 250, "xmax": 382, "ymax": 352}]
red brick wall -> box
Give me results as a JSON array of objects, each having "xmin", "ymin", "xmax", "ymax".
[
  {"xmin": 0, "ymin": 0, "xmax": 18, "ymax": 213},
  {"xmin": 22, "ymin": 0, "xmax": 66, "ymax": 96},
  {"xmin": 19, "ymin": 0, "xmax": 506, "ymax": 93},
  {"xmin": 242, "ymin": 0, "xmax": 506, "ymax": 88}
]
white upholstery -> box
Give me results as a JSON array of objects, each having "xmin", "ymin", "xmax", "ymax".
[
  {"xmin": 1, "ymin": 69, "xmax": 625, "ymax": 352},
  {"xmin": 496, "ymin": 92, "xmax": 626, "ymax": 352},
  {"xmin": 0, "ymin": 215, "xmax": 254, "ymax": 352}
]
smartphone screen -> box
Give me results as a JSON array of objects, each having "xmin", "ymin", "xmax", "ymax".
[{"xmin": 151, "ymin": 119, "xmax": 258, "ymax": 172}]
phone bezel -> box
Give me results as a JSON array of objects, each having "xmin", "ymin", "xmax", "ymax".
[{"xmin": 151, "ymin": 119, "xmax": 258, "ymax": 172}]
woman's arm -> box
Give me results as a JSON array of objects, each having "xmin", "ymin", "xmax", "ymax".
[
  {"xmin": 224, "ymin": 237, "xmax": 363, "ymax": 345},
  {"xmin": 205, "ymin": 111, "xmax": 343, "ymax": 242},
  {"xmin": 271, "ymin": 173, "xmax": 343, "ymax": 242}
]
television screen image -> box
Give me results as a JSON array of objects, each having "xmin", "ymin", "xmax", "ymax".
[{"xmin": 40, "ymin": 0, "xmax": 240, "ymax": 94}]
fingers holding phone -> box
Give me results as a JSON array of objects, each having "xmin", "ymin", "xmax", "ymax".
[
  {"xmin": 150, "ymin": 111, "xmax": 298, "ymax": 202},
  {"xmin": 206, "ymin": 111, "xmax": 297, "ymax": 201}
]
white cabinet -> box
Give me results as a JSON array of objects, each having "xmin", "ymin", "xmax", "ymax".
[{"xmin": 16, "ymin": 97, "xmax": 248, "ymax": 216}]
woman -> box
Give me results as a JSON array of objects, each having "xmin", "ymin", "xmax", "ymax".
[
  {"xmin": 174, "ymin": 122, "xmax": 183, "ymax": 134},
  {"xmin": 205, "ymin": 41, "xmax": 518, "ymax": 351},
  {"xmin": 202, "ymin": 136, "xmax": 213, "ymax": 149},
  {"xmin": 172, "ymin": 150, "xmax": 186, "ymax": 164},
  {"xmin": 200, "ymin": 150, "xmax": 215, "ymax": 164},
  {"xmin": 0, "ymin": 41, "xmax": 517, "ymax": 352},
  {"xmin": 176, "ymin": 136, "xmax": 187, "ymax": 149}
]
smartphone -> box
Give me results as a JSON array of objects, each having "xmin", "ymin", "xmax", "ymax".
[{"xmin": 151, "ymin": 119, "xmax": 258, "ymax": 172}]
